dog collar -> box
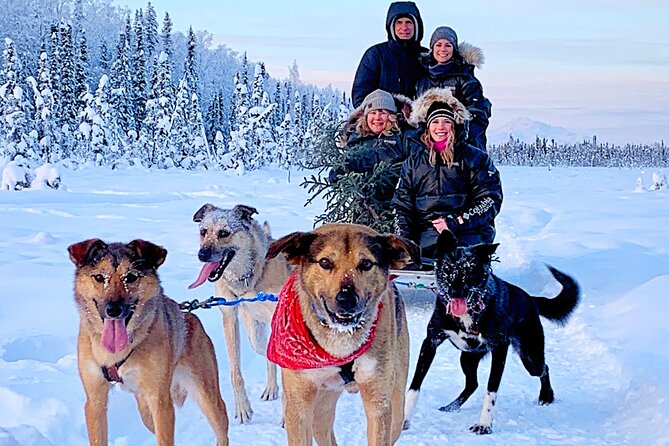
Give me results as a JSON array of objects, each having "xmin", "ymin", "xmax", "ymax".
[
  {"xmin": 267, "ymin": 273, "xmax": 381, "ymax": 370},
  {"xmin": 101, "ymin": 349, "xmax": 134, "ymax": 384}
]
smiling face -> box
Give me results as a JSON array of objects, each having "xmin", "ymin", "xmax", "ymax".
[
  {"xmin": 366, "ymin": 109, "xmax": 391, "ymax": 134},
  {"xmin": 394, "ymin": 17, "xmax": 415, "ymax": 40},
  {"xmin": 429, "ymin": 117, "xmax": 454, "ymax": 143},
  {"xmin": 68, "ymin": 239, "xmax": 166, "ymax": 353},
  {"xmin": 267, "ymin": 224, "xmax": 419, "ymax": 332},
  {"xmin": 433, "ymin": 39, "xmax": 454, "ymax": 64}
]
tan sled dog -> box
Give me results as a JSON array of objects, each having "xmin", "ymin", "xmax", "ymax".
[
  {"xmin": 68, "ymin": 239, "xmax": 229, "ymax": 446},
  {"xmin": 265, "ymin": 223, "xmax": 419, "ymax": 446},
  {"xmin": 190, "ymin": 203, "xmax": 292, "ymax": 423}
]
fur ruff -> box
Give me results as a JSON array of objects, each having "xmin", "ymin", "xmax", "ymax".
[
  {"xmin": 459, "ymin": 42, "xmax": 485, "ymax": 69},
  {"xmin": 409, "ymin": 87, "xmax": 471, "ymax": 127}
]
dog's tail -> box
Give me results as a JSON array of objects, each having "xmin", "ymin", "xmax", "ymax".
[{"xmin": 534, "ymin": 265, "xmax": 580, "ymax": 326}]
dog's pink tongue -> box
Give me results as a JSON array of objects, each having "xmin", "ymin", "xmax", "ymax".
[
  {"xmin": 450, "ymin": 298, "xmax": 468, "ymax": 317},
  {"xmin": 188, "ymin": 262, "xmax": 220, "ymax": 289},
  {"xmin": 101, "ymin": 319, "xmax": 129, "ymax": 353}
]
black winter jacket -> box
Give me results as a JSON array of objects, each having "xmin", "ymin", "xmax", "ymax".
[
  {"xmin": 392, "ymin": 133, "xmax": 502, "ymax": 257},
  {"xmin": 351, "ymin": 2, "xmax": 426, "ymax": 107},
  {"xmin": 416, "ymin": 56, "xmax": 492, "ymax": 149},
  {"xmin": 330, "ymin": 131, "xmax": 410, "ymax": 202}
]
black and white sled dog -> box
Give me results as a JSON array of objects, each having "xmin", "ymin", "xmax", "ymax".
[{"xmin": 403, "ymin": 231, "xmax": 580, "ymax": 435}]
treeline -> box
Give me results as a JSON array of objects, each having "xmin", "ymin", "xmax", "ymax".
[
  {"xmin": 489, "ymin": 136, "xmax": 669, "ymax": 168},
  {"xmin": 0, "ymin": 0, "xmax": 348, "ymax": 171}
]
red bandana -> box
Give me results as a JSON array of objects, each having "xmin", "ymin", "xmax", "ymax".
[{"xmin": 267, "ymin": 273, "xmax": 382, "ymax": 370}]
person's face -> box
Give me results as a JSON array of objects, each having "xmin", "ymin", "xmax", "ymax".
[
  {"xmin": 433, "ymin": 39, "xmax": 454, "ymax": 64},
  {"xmin": 429, "ymin": 117, "xmax": 454, "ymax": 142},
  {"xmin": 394, "ymin": 18, "xmax": 415, "ymax": 40},
  {"xmin": 366, "ymin": 109, "xmax": 391, "ymax": 134}
]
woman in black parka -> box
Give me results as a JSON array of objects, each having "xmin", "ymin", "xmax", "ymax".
[
  {"xmin": 329, "ymin": 89, "xmax": 413, "ymax": 208},
  {"xmin": 393, "ymin": 87, "xmax": 502, "ymax": 260},
  {"xmin": 416, "ymin": 26, "xmax": 492, "ymax": 150}
]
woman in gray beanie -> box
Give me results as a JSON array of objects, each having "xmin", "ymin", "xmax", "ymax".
[
  {"xmin": 416, "ymin": 26, "xmax": 492, "ymax": 150},
  {"xmin": 328, "ymin": 89, "xmax": 414, "ymax": 227}
]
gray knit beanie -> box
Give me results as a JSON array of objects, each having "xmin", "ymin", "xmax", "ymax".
[
  {"xmin": 430, "ymin": 26, "xmax": 458, "ymax": 52},
  {"xmin": 361, "ymin": 89, "xmax": 397, "ymax": 113}
]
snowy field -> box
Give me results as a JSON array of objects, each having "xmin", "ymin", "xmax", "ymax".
[{"xmin": 0, "ymin": 165, "xmax": 668, "ymax": 446}]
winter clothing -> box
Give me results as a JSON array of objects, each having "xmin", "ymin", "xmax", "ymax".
[
  {"xmin": 416, "ymin": 38, "xmax": 492, "ymax": 149},
  {"xmin": 426, "ymin": 101, "xmax": 456, "ymax": 126},
  {"xmin": 429, "ymin": 26, "xmax": 458, "ymax": 52},
  {"xmin": 329, "ymin": 95, "xmax": 413, "ymax": 203},
  {"xmin": 393, "ymin": 89, "xmax": 502, "ymax": 257},
  {"xmin": 361, "ymin": 89, "xmax": 397, "ymax": 114},
  {"xmin": 351, "ymin": 2, "xmax": 426, "ymax": 107}
]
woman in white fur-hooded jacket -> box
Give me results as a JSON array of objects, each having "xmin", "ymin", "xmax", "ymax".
[{"xmin": 392, "ymin": 87, "xmax": 502, "ymax": 260}]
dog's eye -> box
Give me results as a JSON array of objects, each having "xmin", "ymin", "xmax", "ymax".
[
  {"xmin": 217, "ymin": 230, "xmax": 231, "ymax": 238},
  {"xmin": 318, "ymin": 258, "xmax": 334, "ymax": 270},
  {"xmin": 358, "ymin": 259, "xmax": 374, "ymax": 271},
  {"xmin": 125, "ymin": 272, "xmax": 139, "ymax": 284},
  {"xmin": 200, "ymin": 228, "xmax": 207, "ymax": 237},
  {"xmin": 92, "ymin": 274, "xmax": 105, "ymax": 283}
]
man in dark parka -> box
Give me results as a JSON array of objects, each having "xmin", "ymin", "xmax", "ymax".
[{"xmin": 351, "ymin": 1, "xmax": 427, "ymax": 107}]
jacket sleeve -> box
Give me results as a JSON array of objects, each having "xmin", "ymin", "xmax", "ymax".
[
  {"xmin": 460, "ymin": 72, "xmax": 492, "ymax": 128},
  {"xmin": 352, "ymin": 47, "xmax": 380, "ymax": 108},
  {"xmin": 448, "ymin": 151, "xmax": 502, "ymax": 233},
  {"xmin": 392, "ymin": 157, "xmax": 417, "ymax": 240}
]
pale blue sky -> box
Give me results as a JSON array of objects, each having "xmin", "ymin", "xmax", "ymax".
[{"xmin": 121, "ymin": 0, "xmax": 669, "ymax": 144}]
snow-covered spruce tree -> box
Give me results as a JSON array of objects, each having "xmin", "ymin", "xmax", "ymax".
[
  {"xmin": 205, "ymin": 90, "xmax": 225, "ymax": 146},
  {"xmin": 300, "ymin": 125, "xmax": 399, "ymax": 233},
  {"xmin": 168, "ymin": 77, "xmax": 191, "ymax": 168},
  {"xmin": 227, "ymin": 69, "xmax": 251, "ymax": 173},
  {"xmin": 160, "ymin": 12, "xmax": 174, "ymax": 84},
  {"xmin": 144, "ymin": 2, "xmax": 159, "ymax": 64},
  {"xmin": 144, "ymin": 51, "xmax": 173, "ymax": 167},
  {"xmin": 133, "ymin": 8, "xmax": 148, "ymax": 135},
  {"xmin": 110, "ymin": 18, "xmax": 136, "ymax": 147},
  {"xmin": 189, "ymin": 92, "xmax": 211, "ymax": 167},
  {"xmin": 29, "ymin": 47, "xmax": 59, "ymax": 162},
  {"xmin": 79, "ymin": 74, "xmax": 117, "ymax": 166},
  {"xmin": 75, "ymin": 28, "xmax": 89, "ymax": 115},
  {"xmin": 302, "ymin": 93, "xmax": 324, "ymax": 152},
  {"xmin": 276, "ymin": 112, "xmax": 297, "ymax": 170},
  {"xmin": 58, "ymin": 23, "xmax": 77, "ymax": 133},
  {"xmin": 0, "ymin": 37, "xmax": 32, "ymax": 161}
]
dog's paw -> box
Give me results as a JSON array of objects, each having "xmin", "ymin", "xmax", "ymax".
[
  {"xmin": 439, "ymin": 401, "xmax": 462, "ymax": 413},
  {"xmin": 402, "ymin": 419, "xmax": 411, "ymax": 431},
  {"xmin": 538, "ymin": 389, "xmax": 554, "ymax": 405},
  {"xmin": 260, "ymin": 384, "xmax": 279, "ymax": 401},
  {"xmin": 469, "ymin": 423, "xmax": 492, "ymax": 435},
  {"xmin": 234, "ymin": 398, "xmax": 253, "ymax": 424}
]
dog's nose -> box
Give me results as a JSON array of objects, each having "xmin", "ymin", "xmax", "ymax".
[
  {"xmin": 335, "ymin": 287, "xmax": 358, "ymax": 312},
  {"xmin": 105, "ymin": 301, "xmax": 128, "ymax": 319},
  {"xmin": 198, "ymin": 247, "xmax": 212, "ymax": 262}
]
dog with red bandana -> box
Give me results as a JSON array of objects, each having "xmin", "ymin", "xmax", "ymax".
[{"xmin": 266, "ymin": 223, "xmax": 420, "ymax": 446}]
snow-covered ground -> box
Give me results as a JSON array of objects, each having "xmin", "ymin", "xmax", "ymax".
[{"xmin": 0, "ymin": 165, "xmax": 668, "ymax": 446}]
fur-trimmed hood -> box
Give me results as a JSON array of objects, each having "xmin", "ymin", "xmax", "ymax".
[
  {"xmin": 458, "ymin": 42, "xmax": 485, "ymax": 69},
  {"xmin": 409, "ymin": 88, "xmax": 471, "ymax": 127}
]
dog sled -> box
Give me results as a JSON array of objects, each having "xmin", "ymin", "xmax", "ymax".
[{"xmin": 390, "ymin": 258, "xmax": 437, "ymax": 299}]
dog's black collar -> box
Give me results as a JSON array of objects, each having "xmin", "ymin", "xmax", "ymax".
[
  {"xmin": 101, "ymin": 349, "xmax": 134, "ymax": 384},
  {"xmin": 339, "ymin": 361, "xmax": 355, "ymax": 384}
]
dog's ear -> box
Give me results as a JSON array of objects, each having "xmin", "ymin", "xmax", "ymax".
[
  {"xmin": 435, "ymin": 230, "xmax": 458, "ymax": 259},
  {"xmin": 470, "ymin": 243, "xmax": 499, "ymax": 261},
  {"xmin": 68, "ymin": 239, "xmax": 107, "ymax": 268},
  {"xmin": 193, "ymin": 203, "xmax": 217, "ymax": 223},
  {"xmin": 266, "ymin": 231, "xmax": 316, "ymax": 265},
  {"xmin": 127, "ymin": 239, "xmax": 167, "ymax": 269},
  {"xmin": 232, "ymin": 204, "xmax": 258, "ymax": 221},
  {"xmin": 378, "ymin": 234, "xmax": 421, "ymax": 270}
]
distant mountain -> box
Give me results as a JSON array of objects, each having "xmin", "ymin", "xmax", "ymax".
[{"xmin": 487, "ymin": 117, "xmax": 584, "ymax": 145}]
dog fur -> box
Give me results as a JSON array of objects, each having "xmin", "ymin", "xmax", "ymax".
[
  {"xmin": 403, "ymin": 231, "xmax": 580, "ymax": 435},
  {"xmin": 191, "ymin": 203, "xmax": 292, "ymax": 423},
  {"xmin": 68, "ymin": 238, "xmax": 229, "ymax": 446},
  {"xmin": 266, "ymin": 223, "xmax": 420, "ymax": 445}
]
